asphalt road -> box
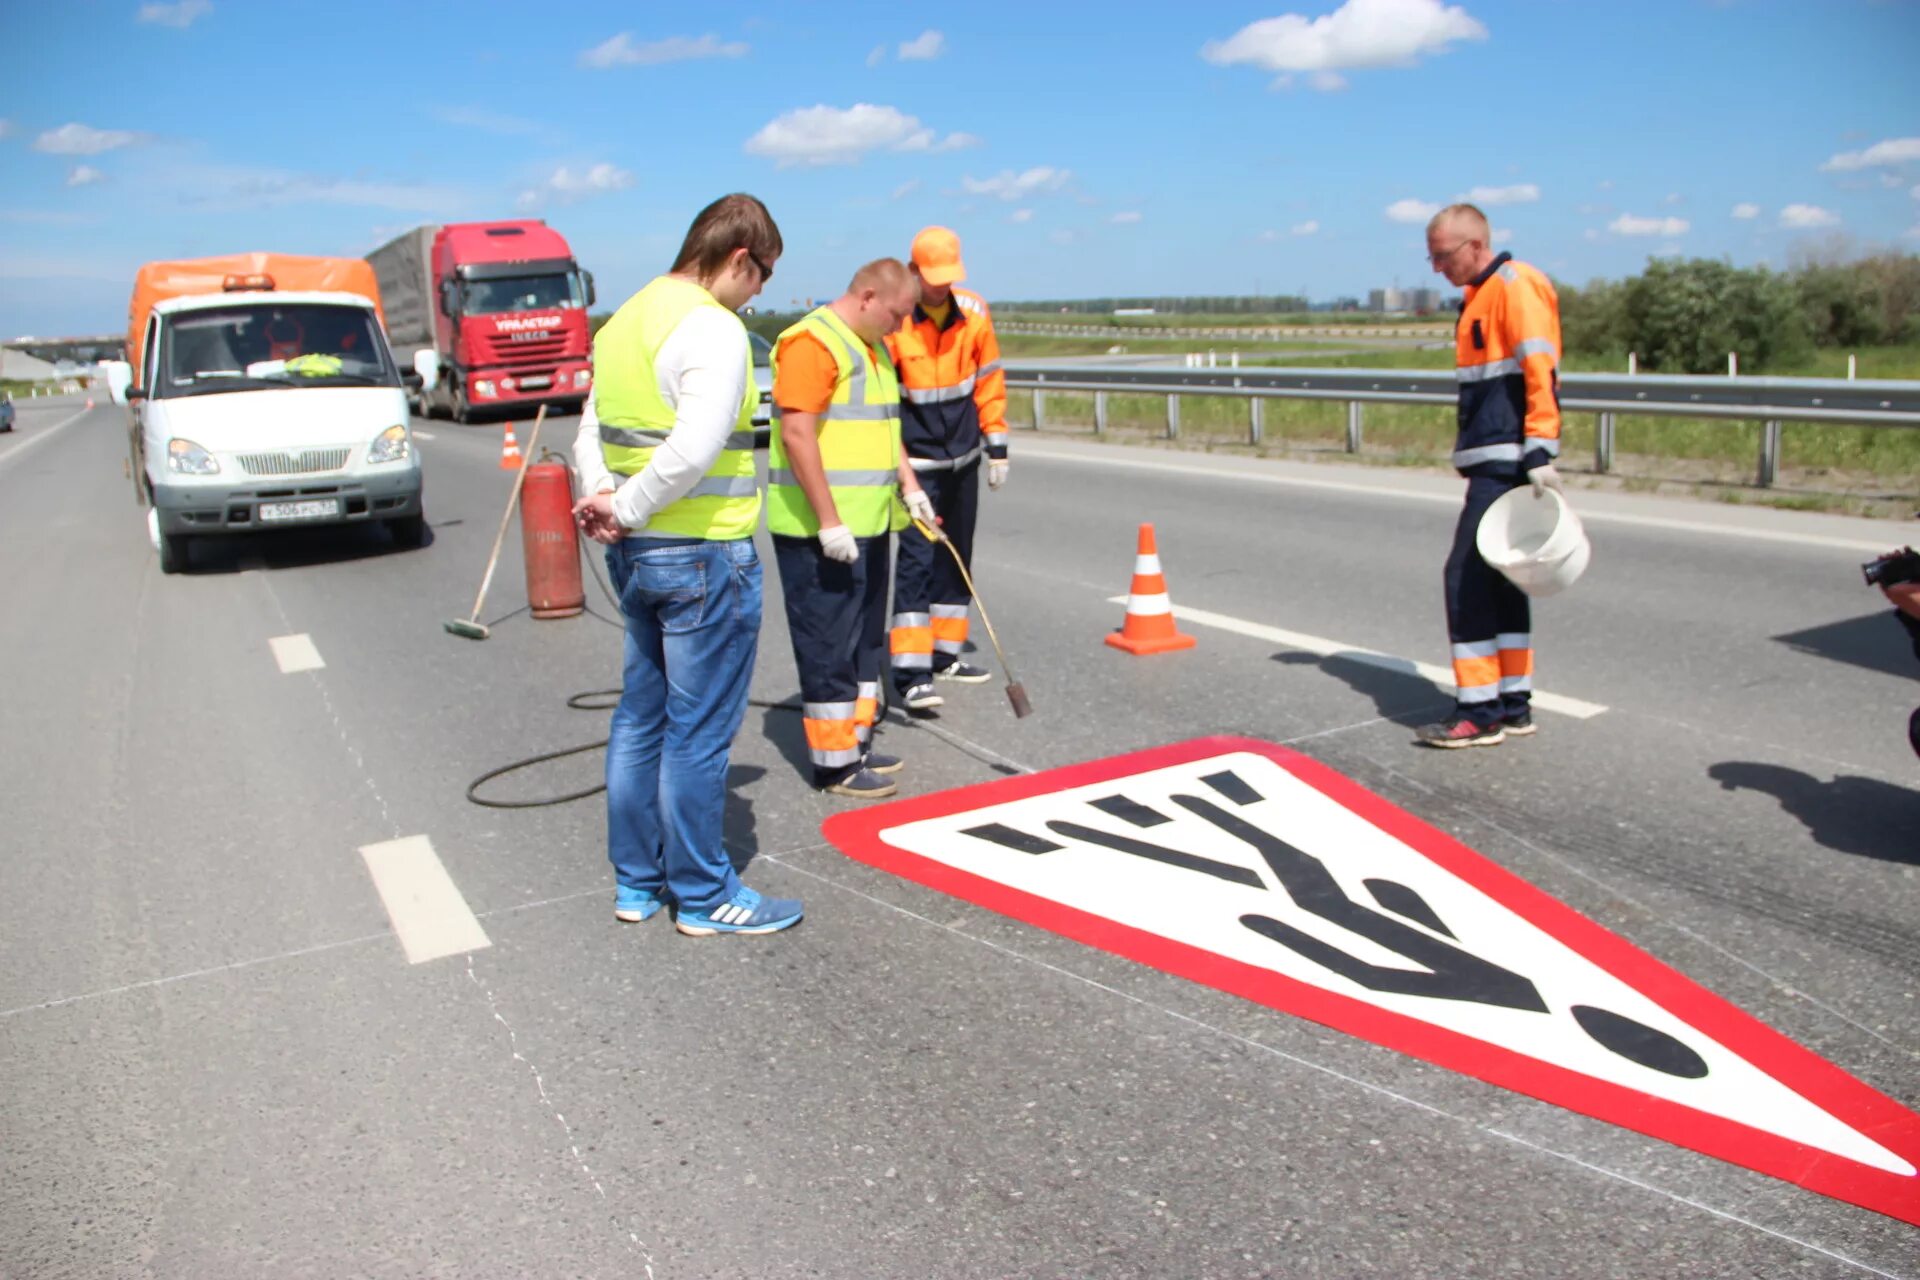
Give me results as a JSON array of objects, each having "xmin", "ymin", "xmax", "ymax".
[{"xmin": 3, "ymin": 394, "xmax": 1917, "ymax": 1278}]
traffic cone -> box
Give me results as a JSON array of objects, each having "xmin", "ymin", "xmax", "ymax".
[
  {"xmin": 1105, "ymin": 523, "xmax": 1197, "ymax": 655},
  {"xmin": 499, "ymin": 422, "xmax": 523, "ymax": 470}
]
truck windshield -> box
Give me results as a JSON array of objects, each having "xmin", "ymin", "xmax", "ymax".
[
  {"xmin": 463, "ymin": 274, "xmax": 584, "ymax": 315},
  {"xmin": 157, "ymin": 303, "xmax": 396, "ymax": 397}
]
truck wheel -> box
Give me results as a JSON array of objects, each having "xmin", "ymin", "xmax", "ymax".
[{"xmin": 387, "ymin": 512, "xmax": 428, "ymax": 549}]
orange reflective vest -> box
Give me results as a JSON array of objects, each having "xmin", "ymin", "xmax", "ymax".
[
  {"xmin": 1453, "ymin": 252, "xmax": 1562, "ymax": 477},
  {"xmin": 884, "ymin": 287, "xmax": 1007, "ymax": 470}
]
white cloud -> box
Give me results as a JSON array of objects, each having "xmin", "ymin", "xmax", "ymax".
[
  {"xmin": 518, "ymin": 163, "xmax": 633, "ymax": 208},
  {"xmin": 1912, "ymin": 184, "xmax": 1920, "ymax": 201},
  {"xmin": 1203, "ymin": 0, "xmax": 1487, "ymax": 88},
  {"xmin": 898, "ymin": 30, "xmax": 945, "ymax": 60},
  {"xmin": 1458, "ymin": 183, "xmax": 1538, "ymax": 206},
  {"xmin": 178, "ymin": 167, "xmax": 464, "ymax": 214},
  {"xmin": 1731, "ymin": 202, "xmax": 1760, "ymax": 219},
  {"xmin": 65, "ymin": 165, "xmax": 105, "ymax": 188},
  {"xmin": 0, "ymin": 119, "xmax": 14, "ymax": 139},
  {"xmin": 866, "ymin": 44, "xmax": 887, "ymax": 68},
  {"xmin": 1883, "ymin": 172, "xmax": 1908, "ymax": 189},
  {"xmin": 1662, "ymin": 192, "xmax": 1684, "ymax": 206},
  {"xmin": 1581, "ymin": 229, "xmax": 1600, "ymax": 242},
  {"xmin": 1291, "ymin": 219, "xmax": 1320, "ymax": 235},
  {"xmin": 430, "ymin": 105, "xmax": 544, "ymax": 137},
  {"xmin": 580, "ymin": 32, "xmax": 748, "ymax": 69},
  {"xmin": 1008, "ymin": 208, "xmax": 1034, "ymax": 224},
  {"xmin": 1819, "ymin": 137, "xmax": 1920, "ymax": 172},
  {"xmin": 962, "ymin": 166, "xmax": 1072, "ymax": 201},
  {"xmin": 137, "ymin": 0, "xmax": 211, "ymax": 27},
  {"xmin": 744, "ymin": 104, "xmax": 974, "ymax": 167},
  {"xmin": 1609, "ymin": 213, "xmax": 1689, "ymax": 236},
  {"xmin": 1256, "ymin": 229, "xmax": 1281, "ymax": 243},
  {"xmin": 890, "ymin": 178, "xmax": 921, "ymax": 201},
  {"xmin": 1048, "ymin": 229, "xmax": 1079, "ymax": 246},
  {"xmin": 1385, "ymin": 197, "xmax": 1439, "ymax": 223},
  {"xmin": 33, "ymin": 123, "xmax": 138, "ymax": 155},
  {"xmin": 1309, "ymin": 71, "xmax": 1348, "ymax": 91},
  {"xmin": 1491, "ymin": 227, "xmax": 1512, "ymax": 245},
  {"xmin": 1778, "ymin": 203, "xmax": 1839, "ymax": 229},
  {"xmin": 1111, "ymin": 211, "xmax": 1143, "ymax": 224}
]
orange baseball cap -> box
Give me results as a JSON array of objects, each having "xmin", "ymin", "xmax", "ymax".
[{"xmin": 910, "ymin": 226, "xmax": 966, "ymax": 286}]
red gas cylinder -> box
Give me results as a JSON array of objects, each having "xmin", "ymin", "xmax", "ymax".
[{"xmin": 519, "ymin": 460, "xmax": 584, "ymax": 619}]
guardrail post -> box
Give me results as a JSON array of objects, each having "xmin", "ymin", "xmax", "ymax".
[
  {"xmin": 1033, "ymin": 389, "xmax": 1046, "ymax": 431},
  {"xmin": 1595, "ymin": 412, "xmax": 1615, "ymax": 474},
  {"xmin": 1167, "ymin": 394, "xmax": 1180, "ymax": 440},
  {"xmin": 1346, "ymin": 401, "xmax": 1363, "ymax": 453},
  {"xmin": 1758, "ymin": 419, "xmax": 1781, "ymax": 488},
  {"xmin": 1249, "ymin": 396, "xmax": 1263, "ymax": 446},
  {"xmin": 1094, "ymin": 390, "xmax": 1108, "ymax": 436}
]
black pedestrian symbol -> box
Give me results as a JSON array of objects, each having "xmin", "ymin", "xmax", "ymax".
[{"xmin": 963, "ymin": 768, "xmax": 1710, "ymax": 1080}]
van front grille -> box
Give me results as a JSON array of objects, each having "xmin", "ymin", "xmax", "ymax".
[{"xmin": 237, "ymin": 448, "xmax": 351, "ymax": 476}]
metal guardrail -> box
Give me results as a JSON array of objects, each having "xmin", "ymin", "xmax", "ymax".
[{"xmin": 1004, "ymin": 364, "xmax": 1920, "ymax": 487}]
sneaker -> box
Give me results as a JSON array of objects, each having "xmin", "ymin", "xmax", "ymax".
[
  {"xmin": 1415, "ymin": 717, "xmax": 1506, "ymax": 749},
  {"xmin": 863, "ymin": 751, "xmax": 905, "ymax": 775},
  {"xmin": 1502, "ymin": 712, "xmax": 1537, "ymax": 737},
  {"xmin": 674, "ymin": 886, "xmax": 804, "ymax": 937},
  {"xmin": 901, "ymin": 682, "xmax": 944, "ymax": 711},
  {"xmin": 614, "ymin": 885, "xmax": 666, "ymax": 923},
  {"xmin": 822, "ymin": 767, "xmax": 899, "ymax": 799},
  {"xmin": 935, "ymin": 661, "xmax": 992, "ymax": 684}
]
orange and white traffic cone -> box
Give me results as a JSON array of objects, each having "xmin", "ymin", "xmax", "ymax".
[
  {"xmin": 499, "ymin": 422, "xmax": 523, "ymax": 470},
  {"xmin": 1105, "ymin": 523, "xmax": 1196, "ymax": 655}
]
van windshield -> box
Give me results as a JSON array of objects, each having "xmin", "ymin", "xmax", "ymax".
[
  {"xmin": 157, "ymin": 303, "xmax": 397, "ymax": 397},
  {"xmin": 462, "ymin": 273, "xmax": 584, "ymax": 315}
]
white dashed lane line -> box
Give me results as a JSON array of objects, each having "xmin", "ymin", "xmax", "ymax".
[
  {"xmin": 359, "ymin": 835, "xmax": 491, "ymax": 964},
  {"xmin": 269, "ymin": 633, "xmax": 326, "ymax": 674}
]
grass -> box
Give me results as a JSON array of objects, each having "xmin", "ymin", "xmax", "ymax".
[
  {"xmin": 996, "ymin": 310, "xmax": 1449, "ymax": 331},
  {"xmin": 999, "ymin": 334, "xmax": 1407, "ymax": 359}
]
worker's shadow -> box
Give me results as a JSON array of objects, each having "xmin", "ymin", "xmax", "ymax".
[
  {"xmin": 1272, "ymin": 650, "xmax": 1453, "ymax": 724},
  {"xmin": 1707, "ymin": 762, "xmax": 1920, "ymax": 865},
  {"xmin": 723, "ymin": 763, "xmax": 766, "ymax": 873}
]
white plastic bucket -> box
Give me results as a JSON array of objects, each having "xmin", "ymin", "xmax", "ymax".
[{"xmin": 1475, "ymin": 486, "xmax": 1592, "ymax": 597}]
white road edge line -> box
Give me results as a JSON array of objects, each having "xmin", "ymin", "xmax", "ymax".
[
  {"xmin": 359, "ymin": 835, "xmax": 491, "ymax": 964},
  {"xmin": 1110, "ymin": 596, "xmax": 1611, "ymax": 720},
  {"xmin": 0, "ymin": 404, "xmax": 95, "ymax": 476},
  {"xmin": 413, "ymin": 430, "xmax": 436, "ymax": 440},
  {"xmin": 269, "ymin": 633, "xmax": 325, "ymax": 674},
  {"xmin": 1025, "ymin": 445, "xmax": 1897, "ymax": 554}
]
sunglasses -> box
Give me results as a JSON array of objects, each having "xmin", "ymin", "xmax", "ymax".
[{"xmin": 746, "ymin": 250, "xmax": 773, "ymax": 284}]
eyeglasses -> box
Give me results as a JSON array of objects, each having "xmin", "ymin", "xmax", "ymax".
[
  {"xmin": 1427, "ymin": 241, "xmax": 1472, "ymax": 266},
  {"xmin": 746, "ymin": 250, "xmax": 773, "ymax": 284}
]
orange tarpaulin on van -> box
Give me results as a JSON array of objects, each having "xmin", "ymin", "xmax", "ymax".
[{"xmin": 127, "ymin": 253, "xmax": 384, "ymax": 382}]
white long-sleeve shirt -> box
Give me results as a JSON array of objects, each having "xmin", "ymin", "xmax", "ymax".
[{"xmin": 572, "ymin": 302, "xmax": 750, "ymax": 536}]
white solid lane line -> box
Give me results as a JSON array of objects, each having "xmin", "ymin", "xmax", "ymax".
[
  {"xmin": 359, "ymin": 835, "xmax": 491, "ymax": 964},
  {"xmin": 269, "ymin": 633, "xmax": 325, "ymax": 674},
  {"xmin": 0, "ymin": 404, "xmax": 96, "ymax": 476},
  {"xmin": 1110, "ymin": 597, "xmax": 1611, "ymax": 720},
  {"xmin": 413, "ymin": 430, "xmax": 436, "ymax": 440}
]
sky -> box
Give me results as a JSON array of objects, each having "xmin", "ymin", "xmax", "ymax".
[{"xmin": 2, "ymin": 0, "xmax": 1917, "ymax": 337}]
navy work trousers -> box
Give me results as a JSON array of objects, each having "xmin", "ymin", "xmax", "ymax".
[
  {"xmin": 773, "ymin": 532, "xmax": 891, "ymax": 785},
  {"xmin": 890, "ymin": 460, "xmax": 979, "ymax": 696},
  {"xmin": 1444, "ymin": 475, "xmax": 1533, "ymax": 728}
]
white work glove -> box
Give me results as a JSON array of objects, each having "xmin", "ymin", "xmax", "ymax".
[
  {"xmin": 987, "ymin": 459, "xmax": 1009, "ymax": 490},
  {"xmin": 1527, "ymin": 464, "xmax": 1563, "ymax": 496},
  {"xmin": 818, "ymin": 524, "xmax": 859, "ymax": 564},
  {"xmin": 903, "ymin": 488, "xmax": 937, "ymax": 531}
]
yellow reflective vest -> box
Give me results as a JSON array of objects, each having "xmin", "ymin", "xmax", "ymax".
[
  {"xmin": 767, "ymin": 307, "xmax": 903, "ymax": 538},
  {"xmin": 593, "ymin": 275, "xmax": 759, "ymax": 540}
]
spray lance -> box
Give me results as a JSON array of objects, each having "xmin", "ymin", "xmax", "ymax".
[{"xmin": 913, "ymin": 518, "xmax": 1031, "ymax": 719}]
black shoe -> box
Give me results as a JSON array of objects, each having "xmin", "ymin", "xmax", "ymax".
[
  {"xmin": 1415, "ymin": 717, "xmax": 1506, "ymax": 749},
  {"xmin": 935, "ymin": 661, "xmax": 992, "ymax": 684},
  {"xmin": 863, "ymin": 751, "xmax": 905, "ymax": 775},
  {"xmin": 822, "ymin": 768, "xmax": 898, "ymax": 799},
  {"xmin": 901, "ymin": 681, "xmax": 944, "ymax": 710},
  {"xmin": 1503, "ymin": 712, "xmax": 1536, "ymax": 737}
]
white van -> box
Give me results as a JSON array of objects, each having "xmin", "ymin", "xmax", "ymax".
[{"xmin": 131, "ymin": 288, "xmax": 425, "ymax": 573}]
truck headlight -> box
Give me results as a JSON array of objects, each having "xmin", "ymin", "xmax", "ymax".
[
  {"xmin": 367, "ymin": 424, "xmax": 410, "ymax": 464},
  {"xmin": 167, "ymin": 438, "xmax": 220, "ymax": 475},
  {"xmin": 473, "ymin": 379, "xmax": 496, "ymax": 398},
  {"xmin": 573, "ymin": 369, "xmax": 592, "ymax": 388}
]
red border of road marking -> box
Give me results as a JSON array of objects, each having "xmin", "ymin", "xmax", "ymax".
[{"xmin": 822, "ymin": 735, "xmax": 1920, "ymax": 1225}]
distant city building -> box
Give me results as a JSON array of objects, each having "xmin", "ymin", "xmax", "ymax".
[{"xmin": 1366, "ymin": 287, "xmax": 1441, "ymax": 314}]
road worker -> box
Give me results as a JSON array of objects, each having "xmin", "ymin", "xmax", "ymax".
[
  {"xmin": 769, "ymin": 258, "xmax": 936, "ymax": 798},
  {"xmin": 571, "ymin": 193, "xmax": 804, "ymax": 936},
  {"xmin": 883, "ymin": 226, "xmax": 1010, "ymax": 712},
  {"xmin": 1417, "ymin": 202, "xmax": 1564, "ymax": 749}
]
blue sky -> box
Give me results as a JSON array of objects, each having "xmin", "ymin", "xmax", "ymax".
[{"xmin": 3, "ymin": 0, "xmax": 1917, "ymax": 337}]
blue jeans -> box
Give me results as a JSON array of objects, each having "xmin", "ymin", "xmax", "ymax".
[{"xmin": 604, "ymin": 536, "xmax": 761, "ymax": 913}]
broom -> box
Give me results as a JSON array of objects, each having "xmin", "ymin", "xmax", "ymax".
[
  {"xmin": 913, "ymin": 519, "xmax": 1031, "ymax": 718},
  {"xmin": 446, "ymin": 405, "xmax": 546, "ymax": 640}
]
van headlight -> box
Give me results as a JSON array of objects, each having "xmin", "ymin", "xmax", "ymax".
[
  {"xmin": 167, "ymin": 438, "xmax": 220, "ymax": 475},
  {"xmin": 367, "ymin": 424, "xmax": 410, "ymax": 464}
]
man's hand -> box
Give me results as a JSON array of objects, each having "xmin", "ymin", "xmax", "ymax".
[
  {"xmin": 1527, "ymin": 464, "xmax": 1564, "ymax": 496},
  {"xmin": 987, "ymin": 459, "xmax": 1009, "ymax": 490},
  {"xmin": 818, "ymin": 524, "xmax": 859, "ymax": 564},
  {"xmin": 904, "ymin": 487, "xmax": 937, "ymax": 530},
  {"xmin": 573, "ymin": 490, "xmax": 626, "ymax": 545}
]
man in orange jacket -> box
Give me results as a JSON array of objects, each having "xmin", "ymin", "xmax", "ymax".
[
  {"xmin": 883, "ymin": 226, "xmax": 1009, "ymax": 712},
  {"xmin": 1418, "ymin": 203, "xmax": 1564, "ymax": 749}
]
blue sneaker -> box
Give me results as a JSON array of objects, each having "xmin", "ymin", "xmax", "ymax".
[
  {"xmin": 674, "ymin": 886, "xmax": 804, "ymax": 937},
  {"xmin": 614, "ymin": 885, "xmax": 667, "ymax": 923}
]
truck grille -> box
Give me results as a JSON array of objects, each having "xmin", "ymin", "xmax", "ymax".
[
  {"xmin": 237, "ymin": 447, "xmax": 352, "ymax": 476},
  {"xmin": 483, "ymin": 333, "xmax": 568, "ymax": 364}
]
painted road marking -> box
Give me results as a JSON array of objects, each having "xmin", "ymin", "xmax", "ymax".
[
  {"xmin": 0, "ymin": 404, "xmax": 96, "ymax": 476},
  {"xmin": 1106, "ymin": 597, "xmax": 1609, "ymax": 719},
  {"xmin": 359, "ymin": 835, "xmax": 491, "ymax": 964},
  {"xmin": 1026, "ymin": 446, "xmax": 1896, "ymax": 554},
  {"xmin": 823, "ymin": 737, "xmax": 1920, "ymax": 1226},
  {"xmin": 413, "ymin": 430, "xmax": 436, "ymax": 440},
  {"xmin": 268, "ymin": 633, "xmax": 325, "ymax": 674}
]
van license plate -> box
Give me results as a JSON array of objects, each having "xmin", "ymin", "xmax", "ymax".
[
  {"xmin": 259, "ymin": 499, "xmax": 341, "ymax": 522},
  {"xmin": 519, "ymin": 375, "xmax": 552, "ymax": 389}
]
